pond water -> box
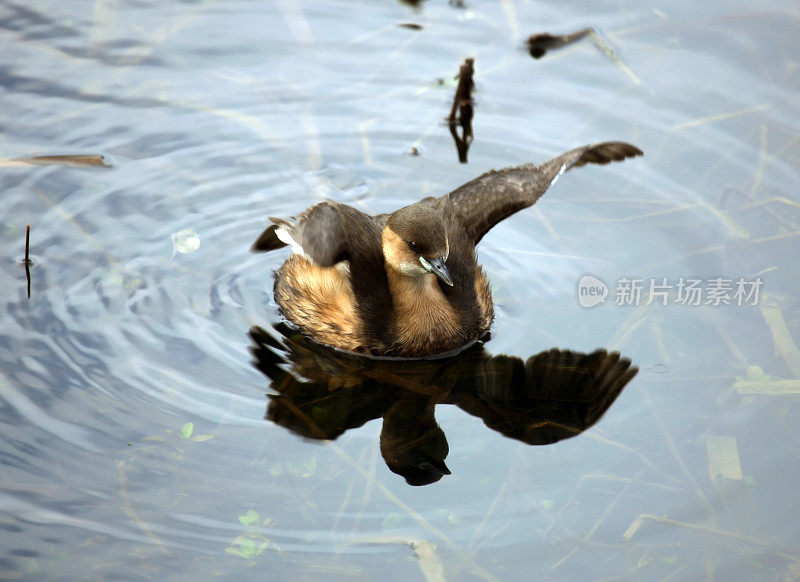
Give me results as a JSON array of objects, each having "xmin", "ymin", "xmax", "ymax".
[{"xmin": 2, "ymin": 0, "xmax": 799, "ymax": 579}]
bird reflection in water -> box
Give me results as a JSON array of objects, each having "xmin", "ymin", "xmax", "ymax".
[{"xmin": 250, "ymin": 324, "xmax": 637, "ymax": 486}]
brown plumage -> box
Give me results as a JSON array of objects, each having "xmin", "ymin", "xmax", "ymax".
[{"xmin": 252, "ymin": 141, "xmax": 643, "ymax": 357}]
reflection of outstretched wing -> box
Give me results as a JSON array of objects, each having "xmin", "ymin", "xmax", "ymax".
[
  {"xmin": 453, "ymin": 348, "xmax": 637, "ymax": 445},
  {"xmin": 437, "ymin": 142, "xmax": 643, "ymax": 245},
  {"xmin": 249, "ymin": 323, "xmax": 638, "ymax": 485}
]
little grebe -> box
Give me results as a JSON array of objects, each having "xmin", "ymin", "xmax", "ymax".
[{"xmin": 252, "ymin": 142, "xmax": 642, "ymax": 357}]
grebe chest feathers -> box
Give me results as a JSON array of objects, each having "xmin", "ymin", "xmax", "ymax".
[{"xmin": 252, "ymin": 141, "xmax": 642, "ymax": 357}]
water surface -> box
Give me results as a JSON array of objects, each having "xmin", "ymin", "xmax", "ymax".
[{"xmin": 1, "ymin": 1, "xmax": 799, "ymax": 580}]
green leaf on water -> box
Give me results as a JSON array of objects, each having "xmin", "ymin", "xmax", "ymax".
[
  {"xmin": 256, "ymin": 540, "xmax": 271, "ymax": 556},
  {"xmin": 239, "ymin": 538, "xmax": 257, "ymax": 559},
  {"xmin": 746, "ymin": 365, "xmax": 770, "ymax": 381},
  {"xmin": 540, "ymin": 499, "xmax": 555, "ymax": 511},
  {"xmin": 181, "ymin": 422, "xmax": 194, "ymax": 440},
  {"xmin": 239, "ymin": 510, "xmax": 260, "ymax": 526},
  {"xmin": 225, "ymin": 547, "xmax": 245, "ymax": 558},
  {"xmin": 108, "ymin": 267, "xmax": 124, "ymax": 287},
  {"xmin": 435, "ymin": 508, "xmax": 462, "ymax": 525},
  {"xmin": 381, "ymin": 512, "xmax": 403, "ymax": 529},
  {"xmin": 302, "ymin": 456, "xmax": 317, "ymax": 477}
]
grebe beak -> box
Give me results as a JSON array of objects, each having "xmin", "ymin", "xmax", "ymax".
[{"xmin": 420, "ymin": 256, "xmax": 454, "ymax": 287}]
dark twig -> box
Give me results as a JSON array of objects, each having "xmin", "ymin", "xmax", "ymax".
[
  {"xmin": 448, "ymin": 58, "xmax": 474, "ymax": 122},
  {"xmin": 24, "ymin": 225, "xmax": 31, "ymax": 299},
  {"xmin": 448, "ymin": 58, "xmax": 475, "ymax": 163}
]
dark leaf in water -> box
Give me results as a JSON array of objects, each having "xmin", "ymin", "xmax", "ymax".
[
  {"xmin": 3, "ymin": 154, "xmax": 111, "ymax": 168},
  {"xmin": 526, "ymin": 27, "xmax": 594, "ymax": 59}
]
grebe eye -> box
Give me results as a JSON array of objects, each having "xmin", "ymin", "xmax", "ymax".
[{"xmin": 409, "ymin": 241, "xmax": 418, "ymax": 252}]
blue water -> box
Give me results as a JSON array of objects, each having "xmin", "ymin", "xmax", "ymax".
[{"xmin": 2, "ymin": 1, "xmax": 799, "ymax": 579}]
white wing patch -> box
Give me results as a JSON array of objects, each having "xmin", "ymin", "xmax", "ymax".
[
  {"xmin": 548, "ymin": 163, "xmax": 568, "ymax": 187},
  {"xmin": 275, "ymin": 225, "xmax": 307, "ymax": 258}
]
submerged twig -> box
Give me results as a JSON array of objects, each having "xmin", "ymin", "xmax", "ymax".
[
  {"xmin": 117, "ymin": 460, "xmax": 170, "ymax": 555},
  {"xmin": 672, "ymin": 103, "xmax": 773, "ymax": 131},
  {"xmin": 587, "ymin": 30, "xmax": 641, "ymax": 84},
  {"xmin": 623, "ymin": 514, "xmax": 797, "ymax": 557},
  {"xmin": 713, "ymin": 321, "xmax": 749, "ymax": 368},
  {"xmin": 554, "ymin": 479, "xmax": 636, "ymax": 570},
  {"xmin": 329, "ymin": 445, "xmax": 499, "ymax": 582},
  {"xmin": 641, "ymin": 384, "xmax": 716, "ymax": 518}
]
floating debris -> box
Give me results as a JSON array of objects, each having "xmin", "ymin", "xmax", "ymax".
[
  {"xmin": 398, "ymin": 22, "xmax": 423, "ymax": 30},
  {"xmin": 410, "ymin": 540, "xmax": 446, "ymax": 582},
  {"xmin": 733, "ymin": 379, "xmax": 800, "ymax": 395},
  {"xmin": 760, "ymin": 304, "xmax": 800, "ymax": 378},
  {"xmin": 526, "ymin": 28, "xmax": 593, "ymax": 59},
  {"xmin": 1, "ymin": 154, "xmax": 111, "ymax": 168},
  {"xmin": 171, "ymin": 228, "xmax": 201, "ymax": 257},
  {"xmin": 347, "ymin": 537, "xmax": 445, "ymax": 582},
  {"xmin": 526, "ymin": 27, "xmax": 641, "ymax": 84},
  {"xmin": 447, "ymin": 57, "xmax": 475, "ymax": 164},
  {"xmin": 706, "ymin": 435, "xmax": 743, "ymax": 483}
]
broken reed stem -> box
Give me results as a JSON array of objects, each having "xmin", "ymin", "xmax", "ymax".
[
  {"xmin": 25, "ymin": 225, "xmax": 31, "ymax": 299},
  {"xmin": 117, "ymin": 460, "xmax": 170, "ymax": 555},
  {"xmin": 623, "ymin": 513, "xmax": 796, "ymax": 557},
  {"xmin": 760, "ymin": 302, "xmax": 800, "ymax": 379},
  {"xmin": 329, "ymin": 444, "xmax": 500, "ymax": 582},
  {"xmin": 449, "ymin": 58, "xmax": 474, "ymax": 123}
]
